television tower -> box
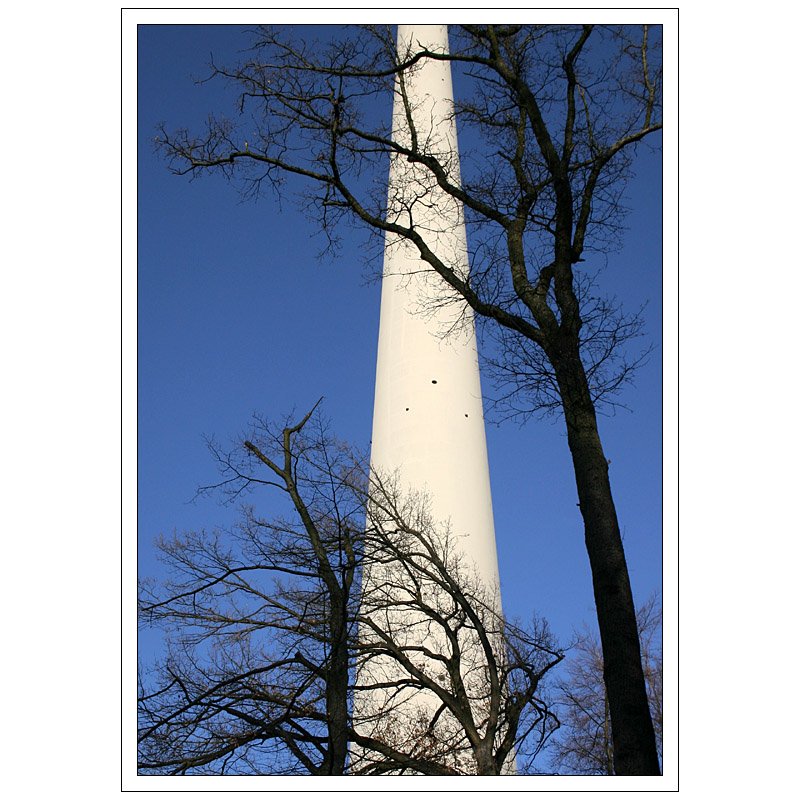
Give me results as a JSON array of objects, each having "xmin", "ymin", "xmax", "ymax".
[{"xmin": 356, "ymin": 24, "xmax": 509, "ymax": 773}]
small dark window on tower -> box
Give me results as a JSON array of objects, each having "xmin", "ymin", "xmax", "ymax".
[
  {"xmin": 405, "ymin": 407, "xmax": 410, "ymax": 411},
  {"xmin": 465, "ymin": 413, "xmax": 469, "ymax": 418},
  {"xmin": 431, "ymin": 379, "xmax": 437, "ymax": 384}
]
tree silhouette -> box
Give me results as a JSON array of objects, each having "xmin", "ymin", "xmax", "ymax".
[{"xmin": 139, "ymin": 405, "xmax": 562, "ymax": 775}]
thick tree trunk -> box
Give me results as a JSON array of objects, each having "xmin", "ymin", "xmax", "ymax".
[
  {"xmin": 325, "ymin": 612, "xmax": 350, "ymax": 774},
  {"xmin": 474, "ymin": 741, "xmax": 501, "ymax": 775},
  {"xmin": 554, "ymin": 350, "xmax": 660, "ymax": 776}
]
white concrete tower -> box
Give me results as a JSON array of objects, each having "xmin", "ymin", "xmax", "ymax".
[
  {"xmin": 371, "ymin": 24, "xmax": 500, "ymax": 586},
  {"xmin": 356, "ymin": 24, "xmax": 508, "ymax": 773}
]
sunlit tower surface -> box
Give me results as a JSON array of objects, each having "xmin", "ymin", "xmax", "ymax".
[{"xmin": 355, "ymin": 24, "xmax": 510, "ymax": 773}]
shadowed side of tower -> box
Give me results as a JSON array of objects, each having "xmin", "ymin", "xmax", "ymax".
[{"xmin": 352, "ymin": 24, "xmax": 513, "ymax": 775}]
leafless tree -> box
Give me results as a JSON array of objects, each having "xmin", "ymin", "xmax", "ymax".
[
  {"xmin": 138, "ymin": 403, "xmax": 360, "ymax": 774},
  {"xmin": 138, "ymin": 405, "xmax": 561, "ymax": 775},
  {"xmin": 551, "ymin": 594, "xmax": 662, "ymax": 775},
  {"xmin": 353, "ymin": 472, "xmax": 563, "ymax": 775},
  {"xmin": 155, "ymin": 23, "xmax": 662, "ymax": 774}
]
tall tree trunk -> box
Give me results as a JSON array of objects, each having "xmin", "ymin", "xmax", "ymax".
[
  {"xmin": 325, "ymin": 611, "xmax": 350, "ymax": 774},
  {"xmin": 554, "ymin": 349, "xmax": 661, "ymax": 776}
]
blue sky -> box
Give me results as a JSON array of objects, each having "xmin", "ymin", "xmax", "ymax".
[{"xmin": 137, "ymin": 23, "xmax": 663, "ymax": 665}]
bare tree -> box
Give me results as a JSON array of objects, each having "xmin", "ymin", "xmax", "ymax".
[
  {"xmin": 353, "ymin": 472, "xmax": 563, "ymax": 775},
  {"xmin": 139, "ymin": 405, "xmax": 561, "ymax": 775},
  {"xmin": 138, "ymin": 403, "xmax": 360, "ymax": 774},
  {"xmin": 551, "ymin": 594, "xmax": 662, "ymax": 775},
  {"xmin": 155, "ymin": 23, "xmax": 662, "ymax": 773}
]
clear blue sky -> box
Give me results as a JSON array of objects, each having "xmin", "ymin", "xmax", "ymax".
[{"xmin": 137, "ymin": 24, "xmax": 663, "ymax": 660}]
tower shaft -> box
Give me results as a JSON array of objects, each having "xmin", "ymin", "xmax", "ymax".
[
  {"xmin": 355, "ymin": 25, "xmax": 509, "ymax": 774},
  {"xmin": 371, "ymin": 24, "xmax": 499, "ymax": 583}
]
